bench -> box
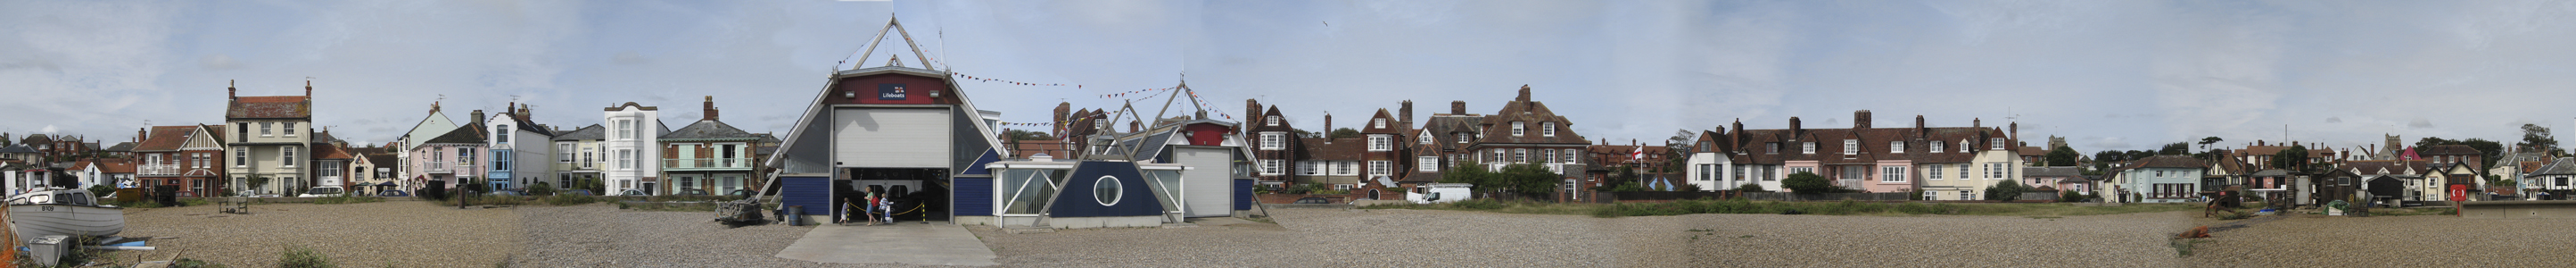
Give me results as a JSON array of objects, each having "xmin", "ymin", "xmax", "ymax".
[{"xmin": 219, "ymin": 197, "xmax": 250, "ymax": 214}]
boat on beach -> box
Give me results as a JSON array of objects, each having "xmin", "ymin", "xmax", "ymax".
[{"xmin": 7, "ymin": 188, "xmax": 126, "ymax": 241}]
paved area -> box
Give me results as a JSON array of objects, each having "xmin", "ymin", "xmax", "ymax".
[{"xmin": 776, "ymin": 222, "xmax": 998, "ymax": 266}]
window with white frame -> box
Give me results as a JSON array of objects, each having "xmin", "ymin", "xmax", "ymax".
[
  {"xmin": 260, "ymin": 122, "xmax": 273, "ymax": 136},
  {"xmin": 1959, "ymin": 190, "xmax": 1973, "ymax": 200},
  {"xmin": 1542, "ymin": 149, "xmax": 1557, "ymax": 163},
  {"xmin": 1261, "ymin": 159, "xmax": 1283, "ymax": 175},
  {"xmin": 1490, "ymin": 149, "xmax": 1504, "ymax": 163},
  {"xmin": 496, "ymin": 125, "xmax": 510, "ymax": 142},
  {"xmin": 1986, "ymin": 163, "xmax": 2005, "ymax": 179},
  {"xmin": 1843, "ymin": 139, "xmax": 1858, "ymax": 155},
  {"xmin": 1802, "ymin": 142, "xmax": 1816, "ymax": 154},
  {"xmin": 618, "ymin": 149, "xmax": 634, "ymax": 170},
  {"xmin": 1368, "ymin": 135, "xmax": 1391, "ymax": 151},
  {"xmin": 1367, "ymin": 161, "xmax": 1389, "ymax": 176},
  {"xmin": 559, "ymin": 143, "xmax": 574, "ymax": 162},
  {"xmin": 1700, "ymin": 164, "xmax": 1714, "ymax": 181},
  {"xmin": 285, "ymin": 122, "xmax": 296, "ymax": 136},
  {"xmin": 1790, "ymin": 166, "xmax": 1814, "ymax": 176},
  {"xmin": 1514, "ymin": 148, "xmax": 1528, "ymax": 163},
  {"xmin": 1733, "ymin": 165, "xmax": 1747, "ymax": 180},
  {"xmin": 1372, "ymin": 118, "xmax": 1386, "ymax": 129},
  {"xmin": 1928, "ymin": 164, "xmax": 1944, "ymax": 180},
  {"xmin": 1334, "ymin": 162, "xmax": 1356, "ymax": 175},
  {"xmin": 1419, "ymin": 156, "xmax": 1439, "ymax": 172},
  {"xmin": 1924, "ymin": 190, "xmax": 1938, "ymax": 200},
  {"xmin": 1267, "ymin": 116, "xmax": 1281, "ymax": 126},
  {"xmin": 1564, "ymin": 150, "xmax": 1578, "ymax": 164},
  {"xmin": 1991, "ymin": 138, "xmax": 2006, "ymax": 150},
  {"xmin": 1957, "ymin": 163, "xmax": 1969, "ymax": 179},
  {"xmin": 1543, "ymin": 122, "xmax": 1556, "ymax": 137},
  {"xmin": 1419, "ymin": 133, "xmax": 1432, "ymax": 145},
  {"xmin": 1891, "ymin": 141, "xmax": 1904, "ymax": 153},
  {"xmin": 283, "ymin": 147, "xmax": 297, "ymax": 166},
  {"xmin": 1958, "ymin": 139, "xmax": 1969, "ymax": 153},
  {"xmin": 1930, "ymin": 141, "xmax": 1944, "ymax": 153},
  {"xmin": 1456, "ymin": 133, "xmax": 1469, "ymax": 144},
  {"xmin": 1882, "ymin": 166, "xmax": 1906, "ymax": 182},
  {"xmin": 1511, "ymin": 121, "xmax": 1525, "ymax": 136},
  {"xmin": 1260, "ymin": 132, "xmax": 1284, "ymax": 150}
]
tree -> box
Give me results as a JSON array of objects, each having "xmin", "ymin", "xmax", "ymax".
[
  {"xmin": 1439, "ymin": 161, "xmax": 1493, "ymax": 191},
  {"xmin": 1491, "ymin": 163, "xmax": 1562, "ymax": 199},
  {"xmin": 2273, "ymin": 144, "xmax": 2309, "ymax": 171},
  {"xmin": 2159, "ymin": 142, "xmax": 2191, "ymax": 155},
  {"xmin": 1780, "ymin": 172, "xmax": 1837, "ymax": 194},
  {"xmin": 1290, "ymin": 129, "xmax": 1321, "ymax": 138},
  {"xmin": 1328, "ymin": 128, "xmax": 1361, "ymax": 139},
  {"xmin": 1985, "ymin": 180, "xmax": 2033, "ymax": 201},
  {"xmin": 2198, "ymin": 137, "xmax": 2224, "ymax": 150},
  {"xmin": 1003, "ymin": 129, "xmax": 1052, "ymax": 141},
  {"xmin": 2060, "ymin": 188, "xmax": 2085, "ymax": 202},
  {"xmin": 2417, "ymin": 137, "xmax": 2506, "ymax": 170},
  {"xmin": 2045, "ymin": 146, "xmax": 2080, "ymax": 167},
  {"xmin": 2520, "ymin": 124, "xmax": 2561, "ymax": 155},
  {"xmin": 246, "ymin": 175, "xmax": 273, "ymax": 195}
]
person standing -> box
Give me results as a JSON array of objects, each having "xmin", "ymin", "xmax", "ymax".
[{"xmin": 864, "ymin": 191, "xmax": 883, "ymax": 226}]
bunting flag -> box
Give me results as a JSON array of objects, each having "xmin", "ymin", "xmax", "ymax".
[
  {"xmin": 950, "ymin": 72, "xmax": 1077, "ymax": 88},
  {"xmin": 1001, "ymin": 122, "xmax": 1056, "ymax": 127}
]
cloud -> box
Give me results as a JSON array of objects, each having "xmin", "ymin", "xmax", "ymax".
[
  {"xmin": 2088, "ymin": 137, "xmax": 2132, "ymax": 151},
  {"xmin": 2409, "ymin": 118, "xmax": 2435, "ymax": 129},
  {"xmin": 200, "ymin": 54, "xmax": 242, "ymax": 70},
  {"xmin": 40, "ymin": 125, "xmax": 57, "ymax": 133},
  {"xmin": 2326, "ymin": 117, "xmax": 2341, "ymax": 123}
]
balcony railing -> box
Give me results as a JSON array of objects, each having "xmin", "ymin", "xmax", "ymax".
[
  {"xmin": 141, "ymin": 164, "xmax": 181, "ymax": 176},
  {"xmin": 664, "ymin": 158, "xmax": 752, "ymax": 170},
  {"xmin": 424, "ymin": 162, "xmax": 453, "ymax": 173}
]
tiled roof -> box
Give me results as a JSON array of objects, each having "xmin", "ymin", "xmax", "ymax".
[
  {"xmin": 1474, "ymin": 94, "xmax": 1586, "ymax": 145},
  {"xmin": 103, "ymin": 142, "xmax": 136, "ymax": 152},
  {"xmin": 1302, "ymin": 138, "xmax": 1366, "ymax": 161},
  {"xmin": 2526, "ymin": 158, "xmax": 2576, "ymax": 176},
  {"xmin": 227, "ymin": 96, "xmax": 311, "ymax": 119},
  {"xmin": 661, "ymin": 120, "xmax": 759, "ymax": 140},
  {"xmin": 0, "ymin": 145, "xmax": 36, "ymax": 154},
  {"xmin": 552, "ymin": 124, "xmax": 606, "ymax": 140},
  {"xmin": 2020, "ymin": 146, "xmax": 2048, "ymax": 156},
  {"xmin": 364, "ymin": 154, "xmax": 399, "ymax": 168},
  {"xmin": 2024, "ymin": 166, "xmax": 2081, "ymax": 177},
  {"xmin": 2124, "ymin": 155, "xmax": 2206, "ymax": 169},
  {"xmin": 425, "ymin": 123, "xmax": 487, "ymax": 145},
  {"xmin": 133, "ymin": 126, "xmax": 201, "ymax": 152},
  {"xmin": 313, "ymin": 145, "xmax": 355, "ymax": 159},
  {"xmin": 100, "ymin": 160, "xmax": 135, "ymax": 173},
  {"xmin": 18, "ymin": 134, "xmax": 52, "ymax": 146}
]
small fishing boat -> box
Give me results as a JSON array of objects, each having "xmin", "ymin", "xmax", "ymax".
[{"xmin": 7, "ymin": 188, "xmax": 125, "ymax": 240}]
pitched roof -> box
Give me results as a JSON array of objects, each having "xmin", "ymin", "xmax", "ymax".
[
  {"xmin": 313, "ymin": 145, "xmax": 356, "ymax": 160},
  {"xmin": 1473, "ymin": 87, "xmax": 1586, "ymax": 145},
  {"xmin": 2419, "ymin": 145, "xmax": 2481, "ymax": 155},
  {"xmin": 99, "ymin": 160, "xmax": 135, "ymax": 173},
  {"xmin": 0, "ymin": 145, "xmax": 36, "ymax": 154},
  {"xmin": 18, "ymin": 134, "xmax": 52, "ymax": 145},
  {"xmin": 2124, "ymin": 155, "xmax": 2206, "ymax": 169},
  {"xmin": 1302, "ymin": 138, "xmax": 1365, "ymax": 161},
  {"xmin": 551, "ymin": 124, "xmax": 606, "ymax": 140},
  {"xmin": 103, "ymin": 142, "xmax": 136, "ymax": 152},
  {"xmin": 424, "ymin": 123, "xmax": 488, "ymax": 145},
  {"xmin": 2024, "ymin": 166, "xmax": 2081, "ymax": 177},
  {"xmin": 227, "ymin": 96, "xmax": 311, "ymax": 119},
  {"xmin": 2019, "ymin": 146, "xmax": 2048, "ymax": 156},
  {"xmin": 2525, "ymin": 158, "xmax": 2576, "ymax": 177},
  {"xmin": 133, "ymin": 126, "xmax": 202, "ymax": 152},
  {"xmin": 364, "ymin": 154, "xmax": 399, "ymax": 169},
  {"xmin": 661, "ymin": 120, "xmax": 759, "ymax": 140}
]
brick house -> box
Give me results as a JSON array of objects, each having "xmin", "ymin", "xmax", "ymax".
[
  {"xmin": 1709, "ymin": 111, "xmax": 2018, "ymax": 200},
  {"xmin": 1241, "ymin": 101, "xmax": 1307, "ymax": 188},
  {"xmin": 135, "ymin": 125, "xmax": 228, "ymax": 197},
  {"xmin": 1402, "ymin": 101, "xmax": 1484, "ymax": 189},
  {"xmin": 1461, "ymin": 86, "xmax": 1589, "ymax": 197}
]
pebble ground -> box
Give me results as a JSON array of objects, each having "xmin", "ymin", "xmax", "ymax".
[{"xmin": 108, "ymin": 201, "xmax": 524, "ymax": 267}]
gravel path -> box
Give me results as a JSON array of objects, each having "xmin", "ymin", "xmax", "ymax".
[
  {"xmin": 1662, "ymin": 212, "xmax": 2192, "ymax": 267},
  {"xmin": 509, "ymin": 204, "xmax": 885, "ymax": 268},
  {"xmin": 108, "ymin": 201, "xmax": 525, "ymax": 267},
  {"xmin": 2183, "ymin": 214, "xmax": 2576, "ymax": 267}
]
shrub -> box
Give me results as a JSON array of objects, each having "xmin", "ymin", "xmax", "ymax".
[
  {"xmin": 279, "ymin": 245, "xmax": 334, "ymax": 268},
  {"xmin": 1985, "ymin": 180, "xmax": 2033, "ymax": 201},
  {"xmin": 2060, "ymin": 190, "xmax": 2085, "ymax": 202},
  {"xmin": 1735, "ymin": 183, "xmax": 1767, "ymax": 192},
  {"xmin": 544, "ymin": 194, "xmax": 599, "ymax": 206},
  {"xmin": 526, "ymin": 183, "xmax": 556, "ymax": 197},
  {"xmin": 1780, "ymin": 172, "xmax": 1837, "ymax": 194}
]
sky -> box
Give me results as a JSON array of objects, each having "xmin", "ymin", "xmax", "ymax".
[{"xmin": 6, "ymin": 0, "xmax": 2576, "ymax": 155}]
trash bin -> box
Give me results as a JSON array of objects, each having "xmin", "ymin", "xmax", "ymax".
[
  {"xmin": 785, "ymin": 205, "xmax": 804, "ymax": 226},
  {"xmin": 28, "ymin": 235, "xmax": 68, "ymax": 266}
]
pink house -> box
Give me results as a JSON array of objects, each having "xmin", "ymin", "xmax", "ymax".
[{"xmin": 409, "ymin": 118, "xmax": 488, "ymax": 193}]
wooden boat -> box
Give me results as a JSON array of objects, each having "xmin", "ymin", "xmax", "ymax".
[{"xmin": 7, "ymin": 188, "xmax": 125, "ymax": 240}]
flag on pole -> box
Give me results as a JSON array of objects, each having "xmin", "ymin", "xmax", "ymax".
[{"xmin": 1631, "ymin": 147, "xmax": 1645, "ymax": 162}]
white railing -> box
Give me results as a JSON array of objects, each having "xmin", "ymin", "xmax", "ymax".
[
  {"xmin": 141, "ymin": 164, "xmax": 181, "ymax": 176},
  {"xmin": 664, "ymin": 158, "xmax": 752, "ymax": 169},
  {"xmin": 424, "ymin": 162, "xmax": 452, "ymax": 173}
]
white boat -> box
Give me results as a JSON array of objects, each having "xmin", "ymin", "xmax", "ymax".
[{"xmin": 7, "ymin": 188, "xmax": 126, "ymax": 240}]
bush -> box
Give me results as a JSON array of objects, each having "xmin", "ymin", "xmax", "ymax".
[
  {"xmin": 279, "ymin": 245, "xmax": 334, "ymax": 268},
  {"xmin": 1449, "ymin": 198, "xmax": 1507, "ymax": 210},
  {"xmin": 544, "ymin": 194, "xmax": 599, "ymax": 206},
  {"xmin": 1735, "ymin": 183, "xmax": 1767, "ymax": 192},
  {"xmin": 527, "ymin": 183, "xmax": 556, "ymax": 197},
  {"xmin": 2060, "ymin": 190, "xmax": 2085, "ymax": 202},
  {"xmin": 1984, "ymin": 180, "xmax": 2033, "ymax": 201},
  {"xmin": 1780, "ymin": 172, "xmax": 1837, "ymax": 194}
]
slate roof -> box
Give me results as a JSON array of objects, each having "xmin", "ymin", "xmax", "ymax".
[
  {"xmin": 0, "ymin": 145, "xmax": 36, "ymax": 154},
  {"xmin": 103, "ymin": 142, "xmax": 136, "ymax": 152},
  {"xmin": 227, "ymin": 96, "xmax": 312, "ymax": 119},
  {"xmin": 364, "ymin": 154, "xmax": 399, "ymax": 169},
  {"xmin": 661, "ymin": 120, "xmax": 759, "ymax": 140},
  {"xmin": 1414, "ymin": 115, "xmax": 1484, "ymax": 152},
  {"xmin": 424, "ymin": 123, "xmax": 488, "ymax": 145},
  {"xmin": 18, "ymin": 134, "xmax": 51, "ymax": 146},
  {"xmin": 552, "ymin": 124, "xmax": 605, "ymax": 140},
  {"xmin": 133, "ymin": 126, "xmax": 200, "ymax": 152},
  {"xmin": 2525, "ymin": 158, "xmax": 2576, "ymax": 177},
  {"xmin": 1473, "ymin": 87, "xmax": 1586, "ymax": 145},
  {"xmin": 2024, "ymin": 166, "xmax": 2082, "ymax": 177},
  {"xmin": 2123, "ymin": 155, "xmax": 2206, "ymax": 169},
  {"xmin": 1302, "ymin": 138, "xmax": 1365, "ymax": 161}
]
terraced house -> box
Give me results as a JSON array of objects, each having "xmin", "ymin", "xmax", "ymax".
[
  {"xmin": 659, "ymin": 96, "xmax": 762, "ymax": 196},
  {"xmin": 1698, "ymin": 111, "xmax": 2019, "ymax": 200},
  {"xmin": 411, "ymin": 113, "xmax": 488, "ymax": 194},
  {"xmin": 551, "ymin": 124, "xmax": 607, "ymax": 192},
  {"xmin": 224, "ymin": 81, "xmax": 316, "ymax": 196},
  {"xmin": 490, "ymin": 104, "xmax": 557, "ymax": 190}
]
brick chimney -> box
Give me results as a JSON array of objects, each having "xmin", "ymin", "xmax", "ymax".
[
  {"xmin": 1056, "ymin": 103, "xmax": 1073, "ymax": 127},
  {"xmin": 702, "ymin": 96, "xmax": 719, "ymax": 121},
  {"xmin": 471, "ymin": 110, "xmax": 485, "ymax": 127},
  {"xmin": 227, "ymin": 80, "xmax": 236, "ymax": 99},
  {"xmin": 1243, "ymin": 99, "xmax": 1259, "ymax": 121},
  {"xmin": 1450, "ymin": 101, "xmax": 1466, "ymax": 115},
  {"xmin": 1915, "ymin": 115, "xmax": 1927, "ymax": 133},
  {"xmin": 1399, "ymin": 100, "xmax": 1414, "ymax": 128},
  {"xmin": 136, "ymin": 128, "xmax": 145, "ymax": 143},
  {"xmin": 517, "ymin": 104, "xmax": 532, "ymax": 121},
  {"xmin": 1515, "ymin": 85, "xmax": 1532, "ymax": 104},
  {"xmin": 1789, "ymin": 117, "xmax": 1803, "ymax": 138},
  {"xmin": 304, "ymin": 80, "xmax": 312, "ymax": 96},
  {"xmin": 2009, "ymin": 122, "xmax": 2019, "ymax": 146},
  {"xmin": 1323, "ymin": 113, "xmax": 1333, "ymax": 144},
  {"xmin": 1973, "ymin": 118, "xmax": 1982, "ymax": 129},
  {"xmin": 1854, "ymin": 110, "xmax": 1871, "ymax": 129}
]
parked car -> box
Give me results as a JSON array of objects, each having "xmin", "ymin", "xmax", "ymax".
[
  {"xmin": 678, "ymin": 188, "xmax": 708, "ymax": 196},
  {"xmin": 296, "ymin": 187, "xmax": 347, "ymax": 197},
  {"xmin": 377, "ymin": 189, "xmax": 409, "ymax": 197},
  {"xmin": 618, "ymin": 189, "xmax": 647, "ymax": 197}
]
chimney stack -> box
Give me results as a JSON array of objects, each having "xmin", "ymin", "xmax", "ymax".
[
  {"xmin": 1243, "ymin": 99, "xmax": 1260, "ymax": 122},
  {"xmin": 1515, "ymin": 85, "xmax": 1532, "ymax": 104},
  {"xmin": 517, "ymin": 104, "xmax": 532, "ymax": 121},
  {"xmin": 470, "ymin": 110, "xmax": 486, "ymax": 127},
  {"xmin": 702, "ymin": 96, "xmax": 720, "ymax": 121},
  {"xmin": 1854, "ymin": 110, "xmax": 1872, "ymax": 129},
  {"xmin": 227, "ymin": 80, "xmax": 236, "ymax": 99},
  {"xmin": 1324, "ymin": 113, "xmax": 1333, "ymax": 143},
  {"xmin": 1399, "ymin": 100, "xmax": 1414, "ymax": 128},
  {"xmin": 2010, "ymin": 122, "xmax": 2019, "ymax": 145},
  {"xmin": 136, "ymin": 128, "xmax": 145, "ymax": 143},
  {"xmin": 1450, "ymin": 101, "xmax": 1466, "ymax": 114},
  {"xmin": 1789, "ymin": 117, "xmax": 1803, "ymax": 137},
  {"xmin": 1731, "ymin": 119, "xmax": 1744, "ymax": 139},
  {"xmin": 304, "ymin": 80, "xmax": 312, "ymax": 96}
]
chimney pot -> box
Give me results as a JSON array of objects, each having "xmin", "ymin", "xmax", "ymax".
[
  {"xmin": 304, "ymin": 80, "xmax": 312, "ymax": 96},
  {"xmin": 227, "ymin": 80, "xmax": 236, "ymax": 99},
  {"xmin": 1399, "ymin": 100, "xmax": 1414, "ymax": 128}
]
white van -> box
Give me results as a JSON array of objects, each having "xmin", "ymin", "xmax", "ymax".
[
  {"xmin": 1408, "ymin": 183, "xmax": 1474, "ymax": 204},
  {"xmin": 297, "ymin": 187, "xmax": 347, "ymax": 197}
]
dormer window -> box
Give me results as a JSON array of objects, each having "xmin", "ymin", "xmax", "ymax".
[
  {"xmin": 1511, "ymin": 121, "xmax": 1526, "ymax": 136},
  {"xmin": 1543, "ymin": 122, "xmax": 1557, "ymax": 137},
  {"xmin": 1767, "ymin": 143, "xmax": 1779, "ymax": 154},
  {"xmin": 1843, "ymin": 139, "xmax": 1858, "ymax": 155},
  {"xmin": 1456, "ymin": 133, "xmax": 1469, "ymax": 144},
  {"xmin": 1267, "ymin": 116, "xmax": 1282, "ymax": 126},
  {"xmin": 1891, "ymin": 141, "xmax": 1905, "ymax": 153},
  {"xmin": 1959, "ymin": 139, "xmax": 1970, "ymax": 153},
  {"xmin": 1373, "ymin": 118, "xmax": 1386, "ymax": 129},
  {"xmin": 1802, "ymin": 142, "xmax": 1816, "ymax": 154},
  {"xmin": 1930, "ymin": 141, "xmax": 1944, "ymax": 153},
  {"xmin": 1990, "ymin": 138, "xmax": 2006, "ymax": 150}
]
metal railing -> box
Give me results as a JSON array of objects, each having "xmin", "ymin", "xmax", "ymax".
[
  {"xmin": 664, "ymin": 158, "xmax": 752, "ymax": 169},
  {"xmin": 141, "ymin": 164, "xmax": 181, "ymax": 176}
]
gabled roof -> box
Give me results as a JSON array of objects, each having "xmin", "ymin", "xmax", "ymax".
[
  {"xmin": 364, "ymin": 154, "xmax": 399, "ymax": 168},
  {"xmin": 1302, "ymin": 138, "xmax": 1365, "ymax": 161},
  {"xmin": 0, "ymin": 145, "xmax": 37, "ymax": 154},
  {"xmin": 424, "ymin": 123, "xmax": 488, "ymax": 145},
  {"xmin": 313, "ymin": 145, "xmax": 356, "ymax": 160},
  {"xmin": 661, "ymin": 120, "xmax": 759, "ymax": 140},
  {"xmin": 103, "ymin": 142, "xmax": 136, "ymax": 152},
  {"xmin": 227, "ymin": 96, "xmax": 312, "ymax": 119},
  {"xmin": 19, "ymin": 134, "xmax": 52, "ymax": 145},
  {"xmin": 2024, "ymin": 166, "xmax": 2081, "ymax": 177},
  {"xmin": 2123, "ymin": 155, "xmax": 2207, "ymax": 169},
  {"xmin": 133, "ymin": 126, "xmax": 199, "ymax": 152},
  {"xmin": 2019, "ymin": 146, "xmax": 2048, "ymax": 156},
  {"xmin": 1473, "ymin": 86, "xmax": 1586, "ymax": 146},
  {"xmin": 552, "ymin": 124, "xmax": 606, "ymax": 140},
  {"xmin": 100, "ymin": 161, "xmax": 135, "ymax": 173}
]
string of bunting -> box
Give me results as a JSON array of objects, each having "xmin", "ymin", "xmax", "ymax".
[{"xmin": 950, "ymin": 72, "xmax": 1077, "ymax": 88}]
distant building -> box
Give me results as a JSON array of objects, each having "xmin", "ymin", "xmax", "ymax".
[{"xmin": 223, "ymin": 80, "xmax": 317, "ymax": 196}]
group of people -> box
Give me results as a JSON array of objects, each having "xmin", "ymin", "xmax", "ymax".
[{"xmin": 840, "ymin": 189, "xmax": 896, "ymax": 225}]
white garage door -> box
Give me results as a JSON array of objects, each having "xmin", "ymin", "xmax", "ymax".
[
  {"xmin": 1174, "ymin": 147, "xmax": 1234, "ymax": 217},
  {"xmin": 834, "ymin": 108, "xmax": 952, "ymax": 168}
]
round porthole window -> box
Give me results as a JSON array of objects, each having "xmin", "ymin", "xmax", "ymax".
[{"xmin": 1094, "ymin": 175, "xmax": 1122, "ymax": 205}]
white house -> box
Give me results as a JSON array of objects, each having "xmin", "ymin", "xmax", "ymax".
[
  {"xmin": 489, "ymin": 104, "xmax": 557, "ymax": 190},
  {"xmin": 603, "ymin": 103, "xmax": 668, "ymax": 196}
]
